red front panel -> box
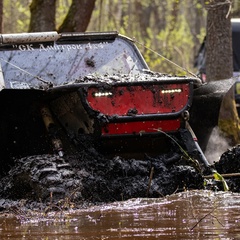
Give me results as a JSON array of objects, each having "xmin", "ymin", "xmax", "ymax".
[
  {"xmin": 87, "ymin": 83, "xmax": 190, "ymax": 116},
  {"xmin": 102, "ymin": 119, "xmax": 180, "ymax": 136}
]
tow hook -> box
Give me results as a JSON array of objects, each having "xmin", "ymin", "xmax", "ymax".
[
  {"xmin": 182, "ymin": 110, "xmax": 190, "ymax": 121},
  {"xmin": 40, "ymin": 106, "xmax": 64, "ymax": 157}
]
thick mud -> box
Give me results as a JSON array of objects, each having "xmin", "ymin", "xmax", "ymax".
[
  {"xmin": 214, "ymin": 145, "xmax": 240, "ymax": 192},
  {"xmin": 0, "ymin": 143, "xmax": 204, "ymax": 210},
  {"xmin": 1, "ymin": 140, "xmax": 240, "ymax": 212}
]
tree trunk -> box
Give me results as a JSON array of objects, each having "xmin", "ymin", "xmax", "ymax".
[
  {"xmin": 29, "ymin": 0, "xmax": 56, "ymax": 32},
  {"xmin": 0, "ymin": 0, "xmax": 3, "ymax": 33},
  {"xmin": 134, "ymin": 1, "xmax": 152, "ymax": 38},
  {"xmin": 206, "ymin": 0, "xmax": 233, "ymax": 81},
  {"xmin": 58, "ymin": 0, "xmax": 96, "ymax": 32}
]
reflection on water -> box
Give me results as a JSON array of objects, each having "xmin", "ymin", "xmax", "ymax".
[{"xmin": 1, "ymin": 190, "xmax": 240, "ymax": 239}]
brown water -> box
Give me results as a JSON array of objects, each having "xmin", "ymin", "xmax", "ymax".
[{"xmin": 1, "ymin": 190, "xmax": 240, "ymax": 239}]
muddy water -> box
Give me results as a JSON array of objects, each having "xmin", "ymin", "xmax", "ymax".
[{"xmin": 1, "ymin": 190, "xmax": 240, "ymax": 239}]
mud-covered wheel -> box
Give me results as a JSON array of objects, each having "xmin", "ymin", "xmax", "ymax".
[{"xmin": 0, "ymin": 154, "xmax": 82, "ymax": 202}]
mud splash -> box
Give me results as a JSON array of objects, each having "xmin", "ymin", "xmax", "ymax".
[{"xmin": 1, "ymin": 190, "xmax": 240, "ymax": 239}]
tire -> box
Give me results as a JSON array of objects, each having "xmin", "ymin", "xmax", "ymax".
[{"xmin": 0, "ymin": 154, "xmax": 82, "ymax": 202}]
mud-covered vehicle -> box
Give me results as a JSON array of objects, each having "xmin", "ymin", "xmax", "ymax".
[{"xmin": 0, "ymin": 31, "xmax": 210, "ymax": 202}]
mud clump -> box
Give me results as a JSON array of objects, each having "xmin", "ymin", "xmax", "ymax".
[
  {"xmin": 0, "ymin": 146, "xmax": 204, "ymax": 210},
  {"xmin": 214, "ymin": 145, "xmax": 240, "ymax": 192}
]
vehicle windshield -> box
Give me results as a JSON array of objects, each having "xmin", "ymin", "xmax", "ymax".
[{"xmin": 0, "ymin": 36, "xmax": 148, "ymax": 89}]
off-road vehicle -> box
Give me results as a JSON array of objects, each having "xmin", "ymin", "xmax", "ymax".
[{"xmin": 0, "ymin": 31, "xmax": 207, "ymax": 181}]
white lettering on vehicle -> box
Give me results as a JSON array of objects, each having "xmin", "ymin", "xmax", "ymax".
[
  {"xmin": 12, "ymin": 42, "xmax": 108, "ymax": 52},
  {"xmin": 39, "ymin": 44, "xmax": 66, "ymax": 51},
  {"xmin": 13, "ymin": 44, "xmax": 34, "ymax": 51}
]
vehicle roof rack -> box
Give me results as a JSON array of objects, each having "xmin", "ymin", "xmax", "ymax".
[{"xmin": 58, "ymin": 31, "xmax": 119, "ymax": 42}]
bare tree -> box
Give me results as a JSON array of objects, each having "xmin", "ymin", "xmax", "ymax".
[
  {"xmin": 58, "ymin": 0, "xmax": 96, "ymax": 32},
  {"xmin": 29, "ymin": 0, "xmax": 57, "ymax": 32},
  {"xmin": 205, "ymin": 0, "xmax": 233, "ymax": 81}
]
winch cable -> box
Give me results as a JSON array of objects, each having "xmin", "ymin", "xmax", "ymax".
[{"xmin": 134, "ymin": 39, "xmax": 201, "ymax": 80}]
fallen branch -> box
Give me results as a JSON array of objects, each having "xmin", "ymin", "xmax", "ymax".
[
  {"xmin": 190, "ymin": 205, "xmax": 223, "ymax": 230},
  {"xmin": 146, "ymin": 167, "xmax": 154, "ymax": 197}
]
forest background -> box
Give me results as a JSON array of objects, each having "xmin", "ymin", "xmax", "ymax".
[{"xmin": 2, "ymin": 0, "xmax": 240, "ymax": 75}]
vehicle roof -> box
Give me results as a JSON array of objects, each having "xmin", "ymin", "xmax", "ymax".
[{"xmin": 0, "ymin": 31, "xmax": 119, "ymax": 45}]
